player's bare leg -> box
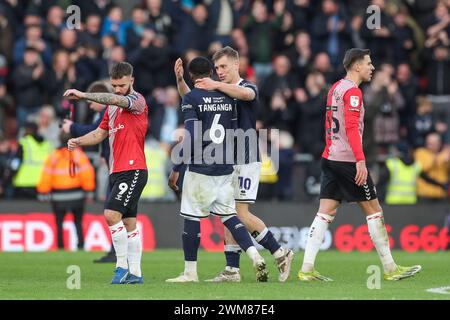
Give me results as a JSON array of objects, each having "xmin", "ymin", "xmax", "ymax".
[
  {"xmin": 105, "ymin": 209, "xmax": 129, "ymax": 284},
  {"xmin": 359, "ymin": 199, "xmax": 421, "ymax": 280},
  {"xmin": 298, "ymin": 199, "xmax": 339, "ymax": 281},
  {"xmin": 236, "ymin": 202, "xmax": 294, "ymax": 282}
]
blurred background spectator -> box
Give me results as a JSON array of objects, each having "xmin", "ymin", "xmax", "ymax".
[{"xmin": 414, "ymin": 132, "xmax": 450, "ymax": 203}]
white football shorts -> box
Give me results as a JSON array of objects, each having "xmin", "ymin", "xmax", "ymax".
[
  {"xmin": 180, "ymin": 169, "xmax": 236, "ymax": 219},
  {"xmin": 233, "ymin": 162, "xmax": 261, "ymax": 203}
]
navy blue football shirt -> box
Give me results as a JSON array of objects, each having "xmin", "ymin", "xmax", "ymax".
[{"xmin": 179, "ymin": 87, "xmax": 237, "ymax": 176}]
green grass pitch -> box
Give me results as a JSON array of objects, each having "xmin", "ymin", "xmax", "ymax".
[{"xmin": 0, "ymin": 250, "xmax": 449, "ymax": 300}]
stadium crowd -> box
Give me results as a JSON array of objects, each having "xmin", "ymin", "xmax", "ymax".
[{"xmin": 0, "ymin": 0, "xmax": 449, "ymax": 203}]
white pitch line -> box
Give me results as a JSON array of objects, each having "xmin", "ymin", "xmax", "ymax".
[{"xmin": 426, "ymin": 286, "xmax": 450, "ymax": 295}]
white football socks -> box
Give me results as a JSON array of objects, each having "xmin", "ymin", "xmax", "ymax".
[
  {"xmin": 366, "ymin": 212, "xmax": 396, "ymax": 273},
  {"xmin": 301, "ymin": 213, "xmax": 335, "ymax": 272},
  {"xmin": 246, "ymin": 246, "xmax": 262, "ymax": 263},
  {"xmin": 273, "ymin": 247, "xmax": 285, "ymax": 260},
  {"xmin": 109, "ymin": 221, "xmax": 128, "ymax": 270},
  {"xmin": 127, "ymin": 228, "xmax": 142, "ymax": 277},
  {"xmin": 185, "ymin": 261, "xmax": 197, "ymax": 275}
]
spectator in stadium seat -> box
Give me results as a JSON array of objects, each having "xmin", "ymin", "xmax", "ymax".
[
  {"xmin": 260, "ymin": 54, "xmax": 299, "ymax": 118},
  {"xmin": 238, "ymin": 55, "xmax": 257, "ymax": 84},
  {"xmin": 12, "ymin": 47, "xmax": 48, "ymax": 130},
  {"xmin": 58, "ymin": 28, "xmax": 78, "ymax": 54},
  {"xmin": 264, "ymin": 90, "xmax": 296, "ymax": 135},
  {"xmin": 295, "ymin": 71, "xmax": 327, "ymax": 154},
  {"xmin": 13, "ymin": 24, "xmax": 52, "ymax": 66},
  {"xmin": 72, "ymin": 0, "xmax": 115, "ymax": 22},
  {"xmin": 414, "ymin": 132, "xmax": 450, "ymax": 202},
  {"xmin": 100, "ymin": 34, "xmax": 117, "ymax": 61},
  {"xmin": 145, "ymin": 0, "xmax": 176, "ymax": 44},
  {"xmin": 311, "ymin": 0, "xmax": 352, "ymax": 68},
  {"xmin": 125, "ymin": 5, "xmax": 150, "ymax": 54},
  {"xmin": 127, "ymin": 28, "xmax": 171, "ymax": 96},
  {"xmin": 243, "ymin": 0, "xmax": 283, "ymax": 84},
  {"xmin": 100, "ymin": 6, "xmax": 130, "ymax": 47},
  {"xmin": 74, "ymin": 44, "xmax": 108, "ymax": 92},
  {"xmin": 108, "ymin": 45, "xmax": 126, "ymax": 67},
  {"xmin": 159, "ymin": 86, "xmax": 182, "ymax": 145},
  {"xmin": 273, "ymin": 10, "xmax": 295, "ymax": 54},
  {"xmin": 230, "ymin": 28, "xmax": 249, "ymax": 57},
  {"xmin": 37, "ymin": 105, "xmax": 59, "ymax": 149},
  {"xmin": 410, "ymin": 96, "xmax": 438, "ymax": 148},
  {"xmin": 425, "ymin": 44, "xmax": 450, "ymax": 95},
  {"xmin": 43, "ymin": 6, "xmax": 65, "ymax": 51},
  {"xmin": 286, "ymin": 0, "xmax": 313, "ymax": 32},
  {"xmin": 208, "ymin": 0, "xmax": 235, "ymax": 47},
  {"xmin": 349, "ymin": 14, "xmax": 365, "ymax": 49},
  {"xmin": 78, "ymin": 14, "xmax": 103, "ymax": 54},
  {"xmin": 0, "ymin": 76, "xmax": 14, "ymax": 134},
  {"xmin": 37, "ymin": 130, "xmax": 95, "ymax": 250},
  {"xmin": 312, "ymin": 52, "xmax": 340, "ymax": 85},
  {"xmin": 424, "ymin": 1, "xmax": 450, "ymax": 49},
  {"xmin": 230, "ymin": 0, "xmax": 251, "ymax": 28},
  {"xmin": 275, "ymin": 130, "xmax": 295, "ymax": 201},
  {"xmin": 173, "ymin": 3, "xmax": 213, "ymax": 56},
  {"xmin": 286, "ymin": 31, "xmax": 313, "ymax": 87},
  {"xmin": 360, "ymin": 0, "xmax": 397, "ymax": 65},
  {"xmin": 364, "ymin": 66, "xmax": 405, "ymax": 154},
  {"xmin": 393, "ymin": 9, "xmax": 417, "ymax": 65},
  {"xmin": 0, "ymin": 8, "xmax": 14, "ymax": 63},
  {"xmin": 396, "ymin": 63, "xmax": 420, "ymax": 140},
  {"xmin": 406, "ymin": 0, "xmax": 438, "ymax": 30},
  {"xmin": 46, "ymin": 50, "xmax": 78, "ymax": 117}
]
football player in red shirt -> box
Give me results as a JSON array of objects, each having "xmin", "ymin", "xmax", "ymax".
[
  {"xmin": 297, "ymin": 49, "xmax": 421, "ymax": 282},
  {"xmin": 65, "ymin": 62, "xmax": 148, "ymax": 284}
]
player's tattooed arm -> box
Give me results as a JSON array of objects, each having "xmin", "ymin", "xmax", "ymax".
[
  {"xmin": 84, "ymin": 93, "xmax": 129, "ymax": 108},
  {"xmin": 64, "ymin": 89, "xmax": 129, "ymax": 108}
]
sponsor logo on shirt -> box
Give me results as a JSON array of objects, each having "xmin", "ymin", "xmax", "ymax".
[
  {"xmin": 109, "ymin": 124, "xmax": 124, "ymax": 134},
  {"xmin": 181, "ymin": 104, "xmax": 193, "ymax": 111}
]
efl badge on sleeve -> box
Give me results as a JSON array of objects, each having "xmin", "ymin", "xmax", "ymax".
[{"xmin": 350, "ymin": 96, "xmax": 359, "ymax": 107}]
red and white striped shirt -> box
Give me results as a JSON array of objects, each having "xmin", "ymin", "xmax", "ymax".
[
  {"xmin": 322, "ymin": 78, "xmax": 365, "ymax": 162},
  {"xmin": 99, "ymin": 90, "xmax": 148, "ymax": 174}
]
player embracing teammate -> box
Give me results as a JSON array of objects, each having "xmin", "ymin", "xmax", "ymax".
[
  {"xmin": 172, "ymin": 47, "xmax": 294, "ymax": 283},
  {"xmin": 166, "ymin": 57, "xmax": 269, "ymax": 282}
]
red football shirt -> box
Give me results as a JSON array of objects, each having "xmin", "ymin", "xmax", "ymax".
[
  {"xmin": 322, "ymin": 78, "xmax": 365, "ymax": 162},
  {"xmin": 99, "ymin": 90, "xmax": 148, "ymax": 174}
]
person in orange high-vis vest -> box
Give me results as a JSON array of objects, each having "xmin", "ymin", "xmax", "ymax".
[{"xmin": 37, "ymin": 131, "xmax": 96, "ymax": 250}]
